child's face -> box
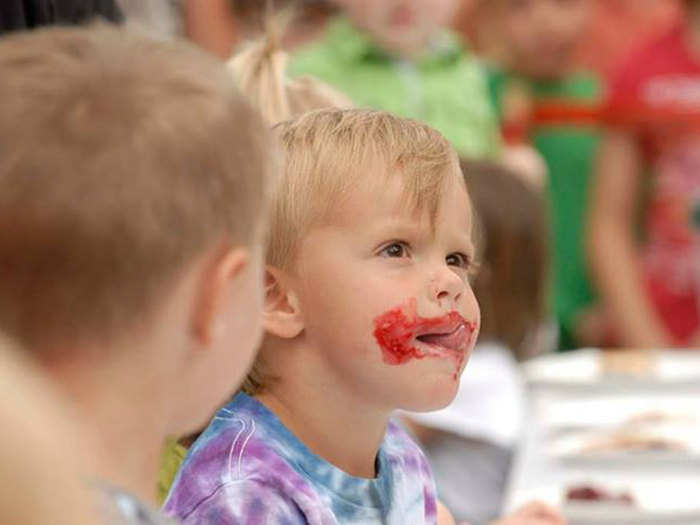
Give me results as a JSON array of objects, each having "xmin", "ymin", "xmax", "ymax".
[
  {"xmin": 291, "ymin": 168, "xmax": 480, "ymax": 412},
  {"xmin": 335, "ymin": 0, "xmax": 459, "ymax": 57},
  {"xmin": 500, "ymin": 0, "xmax": 590, "ymax": 79}
]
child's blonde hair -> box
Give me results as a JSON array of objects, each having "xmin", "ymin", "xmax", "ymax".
[
  {"xmin": 0, "ymin": 26, "xmax": 273, "ymax": 354},
  {"xmin": 226, "ymin": 10, "xmax": 352, "ymax": 124},
  {"xmin": 243, "ymin": 108, "xmax": 464, "ymax": 394}
]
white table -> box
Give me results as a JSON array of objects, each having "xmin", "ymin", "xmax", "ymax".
[{"xmin": 504, "ymin": 361, "xmax": 700, "ymax": 524}]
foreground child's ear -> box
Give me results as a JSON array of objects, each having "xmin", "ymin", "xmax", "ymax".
[
  {"xmin": 263, "ymin": 266, "xmax": 304, "ymax": 339},
  {"xmin": 193, "ymin": 245, "xmax": 251, "ymax": 347}
]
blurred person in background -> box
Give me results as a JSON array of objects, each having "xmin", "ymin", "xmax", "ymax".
[
  {"xmin": 116, "ymin": 0, "xmax": 336, "ymax": 58},
  {"xmin": 289, "ymin": 0, "xmax": 502, "ymax": 160},
  {"xmin": 456, "ymin": 0, "xmax": 681, "ymax": 78},
  {"xmin": 589, "ymin": 0, "xmax": 700, "ymax": 348},
  {"xmin": 484, "ymin": 0, "xmax": 600, "ymax": 350},
  {"xmin": 0, "ymin": 0, "xmax": 123, "ymax": 34},
  {"xmin": 406, "ymin": 160, "xmax": 552, "ymax": 525},
  {"xmin": 116, "ymin": 0, "xmax": 239, "ymax": 56},
  {"xmin": 577, "ymin": 0, "xmax": 682, "ymax": 77}
]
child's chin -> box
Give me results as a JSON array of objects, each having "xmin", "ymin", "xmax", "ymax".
[{"xmin": 401, "ymin": 381, "xmax": 460, "ymax": 413}]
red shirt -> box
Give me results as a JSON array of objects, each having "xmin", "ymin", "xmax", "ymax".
[{"xmin": 607, "ymin": 24, "xmax": 700, "ymax": 345}]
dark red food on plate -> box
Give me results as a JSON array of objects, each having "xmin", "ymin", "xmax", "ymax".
[{"xmin": 566, "ymin": 484, "xmax": 635, "ymax": 505}]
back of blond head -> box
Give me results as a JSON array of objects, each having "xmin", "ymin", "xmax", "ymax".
[
  {"xmin": 0, "ymin": 25, "xmax": 273, "ymax": 353},
  {"xmin": 227, "ymin": 9, "xmax": 351, "ymax": 124}
]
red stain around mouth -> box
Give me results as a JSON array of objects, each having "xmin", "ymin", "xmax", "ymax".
[{"xmin": 372, "ymin": 298, "xmax": 478, "ymax": 377}]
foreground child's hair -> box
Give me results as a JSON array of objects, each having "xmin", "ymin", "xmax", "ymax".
[
  {"xmin": 0, "ymin": 25, "xmax": 273, "ymax": 353},
  {"xmin": 461, "ymin": 159, "xmax": 549, "ymax": 359},
  {"xmin": 242, "ymin": 107, "xmax": 464, "ymax": 393}
]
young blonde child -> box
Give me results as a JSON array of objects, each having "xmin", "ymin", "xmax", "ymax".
[
  {"xmin": 164, "ymin": 106, "xmax": 565, "ymax": 525},
  {"xmin": 164, "ymin": 106, "xmax": 475, "ymax": 523},
  {"xmin": 0, "ymin": 25, "xmax": 274, "ymax": 523}
]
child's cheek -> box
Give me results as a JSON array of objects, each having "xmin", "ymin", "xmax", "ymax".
[{"xmin": 372, "ymin": 298, "xmax": 422, "ymax": 366}]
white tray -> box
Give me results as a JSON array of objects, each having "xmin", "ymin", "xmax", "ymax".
[{"xmin": 523, "ymin": 349, "xmax": 700, "ymax": 391}]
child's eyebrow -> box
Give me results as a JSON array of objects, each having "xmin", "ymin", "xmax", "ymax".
[{"xmin": 453, "ymin": 234, "xmax": 476, "ymax": 255}]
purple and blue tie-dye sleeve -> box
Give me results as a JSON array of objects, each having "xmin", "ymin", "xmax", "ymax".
[{"xmin": 179, "ymin": 480, "xmax": 306, "ymax": 525}]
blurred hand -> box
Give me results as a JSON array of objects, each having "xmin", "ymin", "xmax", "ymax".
[
  {"xmin": 437, "ymin": 500, "xmax": 456, "ymax": 525},
  {"xmin": 573, "ymin": 304, "xmax": 614, "ymax": 347},
  {"xmin": 501, "ymin": 145, "xmax": 548, "ymax": 190},
  {"xmin": 490, "ymin": 501, "xmax": 567, "ymax": 525}
]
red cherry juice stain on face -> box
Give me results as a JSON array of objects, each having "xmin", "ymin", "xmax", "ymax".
[{"xmin": 372, "ymin": 298, "xmax": 478, "ymax": 379}]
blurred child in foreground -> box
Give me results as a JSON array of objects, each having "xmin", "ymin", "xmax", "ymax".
[
  {"xmin": 0, "ymin": 25, "xmax": 274, "ymax": 523},
  {"xmin": 589, "ymin": 0, "xmax": 700, "ymax": 348},
  {"xmin": 407, "ymin": 160, "xmax": 552, "ymax": 525}
]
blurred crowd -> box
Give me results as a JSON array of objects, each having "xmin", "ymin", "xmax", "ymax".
[
  {"xmin": 102, "ymin": 0, "xmax": 694, "ymax": 354},
  {"xmin": 1, "ymin": 1, "xmax": 699, "ymax": 525}
]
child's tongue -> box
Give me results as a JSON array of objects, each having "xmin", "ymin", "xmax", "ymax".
[{"xmin": 417, "ymin": 324, "xmax": 467, "ymax": 351}]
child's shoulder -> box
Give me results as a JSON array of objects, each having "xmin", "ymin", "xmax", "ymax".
[{"xmin": 164, "ymin": 394, "xmax": 326, "ymax": 523}]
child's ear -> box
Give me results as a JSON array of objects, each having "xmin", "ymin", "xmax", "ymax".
[
  {"xmin": 263, "ymin": 266, "xmax": 304, "ymax": 339},
  {"xmin": 192, "ymin": 246, "xmax": 251, "ymax": 347}
]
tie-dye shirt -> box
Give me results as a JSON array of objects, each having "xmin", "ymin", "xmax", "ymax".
[{"xmin": 163, "ymin": 393, "xmax": 438, "ymax": 524}]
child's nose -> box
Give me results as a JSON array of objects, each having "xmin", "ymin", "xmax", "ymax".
[{"xmin": 429, "ymin": 265, "xmax": 464, "ymax": 307}]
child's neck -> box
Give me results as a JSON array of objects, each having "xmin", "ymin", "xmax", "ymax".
[
  {"xmin": 46, "ymin": 343, "xmax": 173, "ymax": 504},
  {"xmin": 256, "ymin": 372, "xmax": 391, "ymax": 479}
]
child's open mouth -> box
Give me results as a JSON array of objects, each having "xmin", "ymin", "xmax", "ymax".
[
  {"xmin": 373, "ymin": 298, "xmax": 478, "ymax": 369},
  {"xmin": 415, "ymin": 322, "xmax": 470, "ymax": 353}
]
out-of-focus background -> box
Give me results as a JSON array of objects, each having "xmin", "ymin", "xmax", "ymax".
[{"xmin": 3, "ymin": 1, "xmax": 700, "ymax": 524}]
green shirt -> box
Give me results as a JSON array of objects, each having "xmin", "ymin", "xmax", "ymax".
[
  {"xmin": 488, "ymin": 69, "xmax": 602, "ymax": 350},
  {"xmin": 290, "ymin": 18, "xmax": 501, "ymax": 159}
]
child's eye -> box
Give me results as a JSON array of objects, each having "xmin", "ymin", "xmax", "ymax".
[
  {"xmin": 379, "ymin": 241, "xmax": 410, "ymax": 258},
  {"xmin": 446, "ymin": 252, "xmax": 470, "ymax": 269}
]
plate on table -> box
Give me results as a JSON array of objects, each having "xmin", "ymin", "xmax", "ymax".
[
  {"xmin": 510, "ymin": 480, "xmax": 700, "ymax": 525},
  {"xmin": 540, "ymin": 395, "xmax": 700, "ymax": 431},
  {"xmin": 523, "ymin": 348, "xmax": 700, "ymax": 391},
  {"xmin": 541, "ymin": 396, "xmax": 700, "ymax": 464},
  {"xmin": 548, "ymin": 423, "xmax": 700, "ymax": 465},
  {"xmin": 564, "ymin": 480, "xmax": 700, "ymax": 525}
]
